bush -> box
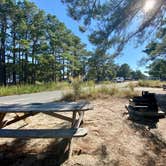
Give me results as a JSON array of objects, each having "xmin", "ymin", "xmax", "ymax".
[{"xmin": 69, "ymin": 76, "xmax": 83, "ymax": 100}]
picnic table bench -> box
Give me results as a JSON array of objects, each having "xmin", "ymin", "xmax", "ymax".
[{"xmin": 0, "ymin": 100, "xmax": 93, "ymax": 157}]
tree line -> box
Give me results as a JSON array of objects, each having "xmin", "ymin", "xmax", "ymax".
[
  {"xmin": 87, "ymin": 51, "xmax": 146, "ymax": 81},
  {"xmin": 0, "ymin": 0, "xmax": 92, "ymax": 86},
  {"xmin": 143, "ymin": 18, "xmax": 166, "ymax": 80},
  {"xmin": 63, "ymin": 0, "xmax": 166, "ymax": 80},
  {"xmin": 0, "ymin": 0, "xmax": 147, "ymax": 86}
]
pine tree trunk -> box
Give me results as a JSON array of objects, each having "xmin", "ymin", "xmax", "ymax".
[
  {"xmin": 31, "ymin": 41, "xmax": 36, "ymax": 84},
  {"xmin": 12, "ymin": 29, "xmax": 16, "ymax": 85},
  {"xmin": 0, "ymin": 16, "xmax": 7, "ymax": 86}
]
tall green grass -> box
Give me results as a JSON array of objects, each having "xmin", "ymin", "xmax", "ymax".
[{"xmin": 0, "ymin": 82, "xmax": 70, "ymax": 96}]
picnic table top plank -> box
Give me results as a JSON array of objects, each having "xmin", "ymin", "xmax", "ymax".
[
  {"xmin": 0, "ymin": 128, "xmax": 88, "ymax": 138},
  {"xmin": 0, "ymin": 101, "xmax": 93, "ymax": 113}
]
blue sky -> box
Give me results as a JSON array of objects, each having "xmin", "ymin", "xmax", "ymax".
[{"xmin": 29, "ymin": 0, "xmax": 148, "ymax": 74}]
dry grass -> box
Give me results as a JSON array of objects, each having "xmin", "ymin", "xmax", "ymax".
[
  {"xmin": 0, "ymin": 82, "xmax": 70, "ymax": 96},
  {"xmin": 62, "ymin": 84, "xmax": 139, "ymax": 101},
  {"xmin": 138, "ymin": 80, "xmax": 166, "ymax": 88},
  {"xmin": 118, "ymin": 89, "xmax": 139, "ymax": 98}
]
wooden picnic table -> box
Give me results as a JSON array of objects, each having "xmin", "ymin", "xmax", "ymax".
[{"xmin": 0, "ymin": 100, "xmax": 93, "ymax": 157}]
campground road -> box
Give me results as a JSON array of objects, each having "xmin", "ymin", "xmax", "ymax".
[{"xmin": 0, "ymin": 90, "xmax": 66, "ymax": 105}]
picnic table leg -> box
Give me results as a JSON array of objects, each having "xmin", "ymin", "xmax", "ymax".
[
  {"xmin": 71, "ymin": 112, "xmax": 77, "ymax": 127},
  {"xmin": 75, "ymin": 111, "xmax": 84, "ymax": 128},
  {"xmin": 68, "ymin": 111, "xmax": 77, "ymax": 158},
  {"xmin": 68, "ymin": 111, "xmax": 85, "ymax": 158},
  {"xmin": 68, "ymin": 138, "xmax": 73, "ymax": 159},
  {"xmin": 0, "ymin": 113, "xmax": 6, "ymax": 128}
]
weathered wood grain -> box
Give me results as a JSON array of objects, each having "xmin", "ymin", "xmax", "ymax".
[
  {"xmin": 0, "ymin": 128, "xmax": 88, "ymax": 138},
  {"xmin": 0, "ymin": 113, "xmax": 6, "ymax": 128},
  {"xmin": 43, "ymin": 112, "xmax": 73, "ymax": 122},
  {"xmin": 3, "ymin": 113, "xmax": 38, "ymax": 128},
  {"xmin": 0, "ymin": 101, "xmax": 93, "ymax": 113}
]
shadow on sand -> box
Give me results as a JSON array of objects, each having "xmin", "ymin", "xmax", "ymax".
[
  {"xmin": 0, "ymin": 137, "xmax": 71, "ymax": 166},
  {"xmin": 127, "ymin": 113, "xmax": 160, "ymax": 129}
]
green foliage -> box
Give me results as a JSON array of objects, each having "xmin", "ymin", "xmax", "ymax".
[
  {"xmin": 0, "ymin": 0, "xmax": 90, "ymax": 86},
  {"xmin": 117, "ymin": 63, "xmax": 131, "ymax": 79},
  {"xmin": 142, "ymin": 19, "xmax": 166, "ymax": 78},
  {"xmin": 62, "ymin": 0, "xmax": 166, "ymax": 54},
  {"xmin": 0, "ymin": 0, "xmax": 149, "ymax": 88},
  {"xmin": 130, "ymin": 70, "xmax": 146, "ymax": 80},
  {"xmin": 143, "ymin": 17, "xmax": 166, "ymax": 62},
  {"xmin": 86, "ymin": 50, "xmax": 117, "ymax": 81},
  {"xmin": 148, "ymin": 59, "xmax": 166, "ymax": 79}
]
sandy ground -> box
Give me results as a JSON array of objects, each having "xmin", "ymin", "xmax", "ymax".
[{"xmin": 0, "ymin": 88, "xmax": 166, "ymax": 166}]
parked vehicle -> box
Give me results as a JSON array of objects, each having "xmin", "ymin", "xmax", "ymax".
[{"xmin": 114, "ymin": 77, "xmax": 124, "ymax": 83}]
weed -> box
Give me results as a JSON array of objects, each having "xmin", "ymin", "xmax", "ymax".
[{"xmin": 69, "ymin": 76, "xmax": 83, "ymax": 100}]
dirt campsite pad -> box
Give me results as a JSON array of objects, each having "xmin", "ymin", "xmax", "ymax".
[{"xmin": 0, "ymin": 89, "xmax": 166, "ymax": 166}]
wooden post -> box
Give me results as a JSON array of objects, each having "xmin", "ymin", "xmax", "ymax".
[
  {"xmin": 0, "ymin": 113, "xmax": 6, "ymax": 128},
  {"xmin": 68, "ymin": 111, "xmax": 77, "ymax": 158},
  {"xmin": 68, "ymin": 138, "xmax": 73, "ymax": 159},
  {"xmin": 71, "ymin": 112, "xmax": 77, "ymax": 128}
]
